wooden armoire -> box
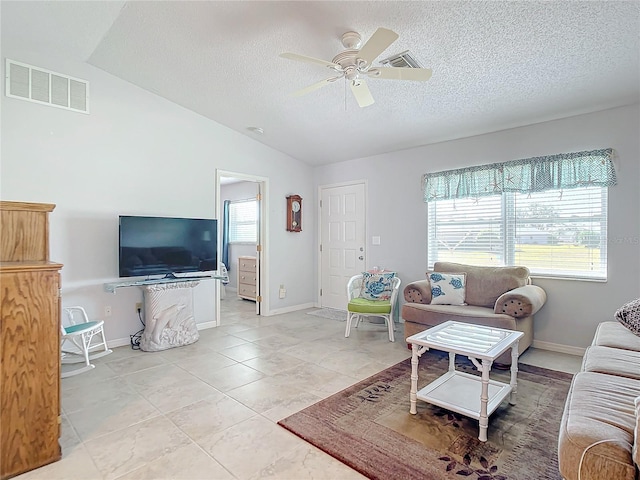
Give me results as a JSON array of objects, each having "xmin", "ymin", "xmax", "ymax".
[{"xmin": 1, "ymin": 201, "xmax": 63, "ymax": 479}]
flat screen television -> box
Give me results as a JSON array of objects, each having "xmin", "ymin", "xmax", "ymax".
[{"xmin": 119, "ymin": 215, "xmax": 218, "ymax": 278}]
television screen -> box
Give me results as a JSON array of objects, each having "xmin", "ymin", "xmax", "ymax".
[{"xmin": 119, "ymin": 216, "xmax": 218, "ymax": 278}]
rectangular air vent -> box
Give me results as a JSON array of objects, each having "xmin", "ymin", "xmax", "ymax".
[
  {"xmin": 5, "ymin": 59, "xmax": 89, "ymax": 114},
  {"xmin": 379, "ymin": 50, "xmax": 423, "ymax": 69}
]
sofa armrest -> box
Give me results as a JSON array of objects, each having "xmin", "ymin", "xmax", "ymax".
[
  {"xmin": 494, "ymin": 285, "xmax": 546, "ymax": 318},
  {"xmin": 404, "ymin": 280, "xmax": 432, "ymax": 304}
]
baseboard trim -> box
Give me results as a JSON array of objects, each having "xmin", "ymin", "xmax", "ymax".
[
  {"xmin": 197, "ymin": 321, "xmax": 218, "ymax": 330},
  {"xmin": 266, "ymin": 302, "xmax": 315, "ymax": 316},
  {"xmin": 109, "ymin": 337, "xmax": 132, "ymax": 348},
  {"xmin": 532, "ymin": 339, "xmax": 585, "ymax": 357}
]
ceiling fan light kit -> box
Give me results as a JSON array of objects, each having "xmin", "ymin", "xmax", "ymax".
[{"xmin": 280, "ymin": 27, "xmax": 432, "ymax": 108}]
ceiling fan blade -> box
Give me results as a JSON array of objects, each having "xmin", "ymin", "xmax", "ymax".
[
  {"xmin": 292, "ymin": 77, "xmax": 337, "ymax": 97},
  {"xmin": 357, "ymin": 27, "xmax": 399, "ymax": 65},
  {"xmin": 369, "ymin": 67, "xmax": 433, "ymax": 81},
  {"xmin": 350, "ymin": 79, "xmax": 375, "ymax": 108},
  {"xmin": 280, "ymin": 52, "xmax": 340, "ymax": 70}
]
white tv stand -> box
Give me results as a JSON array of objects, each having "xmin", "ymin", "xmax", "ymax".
[{"xmin": 104, "ymin": 274, "xmax": 226, "ymax": 351}]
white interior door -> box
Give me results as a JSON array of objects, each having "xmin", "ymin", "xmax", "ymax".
[{"xmin": 320, "ymin": 182, "xmax": 366, "ymax": 310}]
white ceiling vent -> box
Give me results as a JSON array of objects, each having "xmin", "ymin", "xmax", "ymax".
[
  {"xmin": 378, "ymin": 50, "xmax": 423, "ymax": 69},
  {"xmin": 5, "ymin": 59, "xmax": 89, "ymax": 114}
]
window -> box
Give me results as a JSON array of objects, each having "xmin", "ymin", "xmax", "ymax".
[
  {"xmin": 228, "ymin": 199, "xmax": 257, "ymax": 243},
  {"xmin": 428, "ymin": 186, "xmax": 608, "ymax": 280}
]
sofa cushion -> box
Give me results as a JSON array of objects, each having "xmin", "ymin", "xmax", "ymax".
[
  {"xmin": 593, "ymin": 322, "xmax": 640, "ymax": 352},
  {"xmin": 434, "ymin": 262, "xmax": 529, "ymax": 307},
  {"xmin": 581, "ymin": 346, "xmax": 640, "ymax": 380},
  {"xmin": 615, "ymin": 298, "xmax": 640, "ymax": 336},
  {"xmin": 427, "ymin": 272, "xmax": 466, "ymax": 305},
  {"xmin": 634, "ymin": 396, "xmax": 640, "ymax": 467},
  {"xmin": 359, "ymin": 271, "xmax": 396, "ymax": 301},
  {"xmin": 558, "ymin": 371, "xmax": 640, "ymax": 480},
  {"xmin": 401, "ymin": 303, "xmax": 517, "ymax": 330}
]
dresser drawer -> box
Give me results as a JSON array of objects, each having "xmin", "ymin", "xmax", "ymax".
[
  {"xmin": 238, "ymin": 272, "xmax": 257, "ymax": 285},
  {"xmin": 238, "ymin": 284, "xmax": 257, "ymax": 299},
  {"xmin": 239, "ymin": 257, "xmax": 256, "ymax": 272}
]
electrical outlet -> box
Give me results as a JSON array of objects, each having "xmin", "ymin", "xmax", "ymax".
[
  {"xmin": 104, "ymin": 306, "xmax": 112, "ymax": 317},
  {"xmin": 279, "ymin": 287, "xmax": 286, "ymax": 299},
  {"xmin": 135, "ymin": 302, "xmax": 143, "ymax": 312}
]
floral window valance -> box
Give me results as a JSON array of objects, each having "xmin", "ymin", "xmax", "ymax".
[{"xmin": 422, "ymin": 148, "xmax": 616, "ymax": 202}]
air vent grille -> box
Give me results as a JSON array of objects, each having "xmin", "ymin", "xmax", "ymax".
[
  {"xmin": 5, "ymin": 59, "xmax": 89, "ymax": 114},
  {"xmin": 379, "ymin": 50, "xmax": 423, "ymax": 69}
]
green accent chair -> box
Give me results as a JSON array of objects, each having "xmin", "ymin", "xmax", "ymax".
[{"xmin": 345, "ymin": 274, "xmax": 402, "ymax": 342}]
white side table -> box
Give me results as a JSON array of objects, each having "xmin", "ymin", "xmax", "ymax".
[{"xmin": 406, "ymin": 321, "xmax": 524, "ymax": 441}]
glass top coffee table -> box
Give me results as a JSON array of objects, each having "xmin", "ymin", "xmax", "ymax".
[{"xmin": 406, "ymin": 321, "xmax": 524, "ymax": 442}]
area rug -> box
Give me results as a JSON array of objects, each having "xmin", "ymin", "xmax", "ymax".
[
  {"xmin": 306, "ymin": 308, "xmax": 348, "ymax": 321},
  {"xmin": 278, "ymin": 350, "xmax": 573, "ymax": 480}
]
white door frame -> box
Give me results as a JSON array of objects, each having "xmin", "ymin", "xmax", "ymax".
[
  {"xmin": 216, "ymin": 169, "xmax": 270, "ymax": 320},
  {"xmin": 317, "ymin": 180, "xmax": 368, "ymax": 308}
]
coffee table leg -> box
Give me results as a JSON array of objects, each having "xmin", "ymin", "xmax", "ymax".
[
  {"xmin": 479, "ymin": 358, "xmax": 492, "ymax": 442},
  {"xmin": 410, "ymin": 343, "xmax": 419, "ymax": 414},
  {"xmin": 509, "ymin": 341, "xmax": 519, "ymax": 405}
]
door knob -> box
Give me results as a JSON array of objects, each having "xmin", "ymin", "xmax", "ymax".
[{"xmin": 358, "ymin": 256, "xmax": 364, "ymax": 260}]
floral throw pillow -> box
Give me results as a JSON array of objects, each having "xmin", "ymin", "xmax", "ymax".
[
  {"xmin": 360, "ymin": 272, "xmax": 396, "ymax": 301},
  {"xmin": 615, "ymin": 298, "xmax": 640, "ymax": 336},
  {"xmin": 427, "ymin": 272, "xmax": 466, "ymax": 306}
]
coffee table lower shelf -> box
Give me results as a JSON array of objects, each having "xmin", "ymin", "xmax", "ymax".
[{"xmin": 417, "ymin": 370, "xmax": 512, "ymax": 420}]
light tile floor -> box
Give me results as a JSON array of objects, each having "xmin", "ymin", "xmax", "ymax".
[{"xmin": 18, "ymin": 299, "xmax": 583, "ymax": 480}]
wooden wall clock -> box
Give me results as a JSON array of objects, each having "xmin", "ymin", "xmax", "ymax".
[{"xmin": 286, "ymin": 195, "xmax": 302, "ymax": 232}]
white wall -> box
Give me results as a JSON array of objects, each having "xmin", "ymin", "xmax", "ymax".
[
  {"xmin": 313, "ymin": 104, "xmax": 640, "ymax": 351},
  {"xmin": 2, "ymin": 47, "xmax": 636, "ymax": 353},
  {"xmin": 0, "ymin": 48, "xmax": 316, "ymax": 345}
]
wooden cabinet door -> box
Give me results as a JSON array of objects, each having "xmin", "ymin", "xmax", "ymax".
[{"xmin": 1, "ymin": 268, "xmax": 61, "ymax": 479}]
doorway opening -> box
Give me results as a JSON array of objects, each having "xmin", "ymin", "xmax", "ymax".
[{"xmin": 216, "ymin": 170, "xmax": 269, "ymax": 324}]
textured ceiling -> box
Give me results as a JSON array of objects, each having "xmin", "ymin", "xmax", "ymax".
[{"xmin": 2, "ymin": 1, "xmax": 639, "ymax": 165}]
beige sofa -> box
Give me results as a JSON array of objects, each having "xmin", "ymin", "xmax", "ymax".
[
  {"xmin": 558, "ymin": 321, "xmax": 640, "ymax": 480},
  {"xmin": 401, "ymin": 262, "xmax": 547, "ymax": 365}
]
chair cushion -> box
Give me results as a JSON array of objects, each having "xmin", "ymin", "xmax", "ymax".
[
  {"xmin": 348, "ymin": 297, "xmax": 391, "ymax": 314},
  {"xmin": 64, "ymin": 321, "xmax": 103, "ymax": 334},
  {"xmin": 359, "ymin": 271, "xmax": 396, "ymax": 301}
]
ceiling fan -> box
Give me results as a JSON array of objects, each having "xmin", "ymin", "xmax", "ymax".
[{"xmin": 280, "ymin": 27, "xmax": 432, "ymax": 108}]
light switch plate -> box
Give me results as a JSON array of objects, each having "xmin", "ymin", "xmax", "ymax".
[{"xmin": 372, "ymin": 236, "xmax": 381, "ymax": 245}]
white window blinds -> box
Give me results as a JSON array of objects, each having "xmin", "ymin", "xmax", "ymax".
[
  {"xmin": 428, "ymin": 186, "xmax": 608, "ymax": 280},
  {"xmin": 229, "ymin": 199, "xmax": 257, "ymax": 243}
]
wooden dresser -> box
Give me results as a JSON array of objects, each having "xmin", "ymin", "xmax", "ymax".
[
  {"xmin": 1, "ymin": 201, "xmax": 63, "ymax": 480},
  {"xmin": 237, "ymin": 256, "xmax": 257, "ymax": 301}
]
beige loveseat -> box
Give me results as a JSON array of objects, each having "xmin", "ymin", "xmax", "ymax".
[
  {"xmin": 402, "ymin": 262, "xmax": 547, "ymax": 365},
  {"xmin": 558, "ymin": 321, "xmax": 640, "ymax": 480}
]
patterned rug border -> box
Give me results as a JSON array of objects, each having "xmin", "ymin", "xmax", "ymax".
[{"xmin": 278, "ymin": 355, "xmax": 573, "ymax": 480}]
